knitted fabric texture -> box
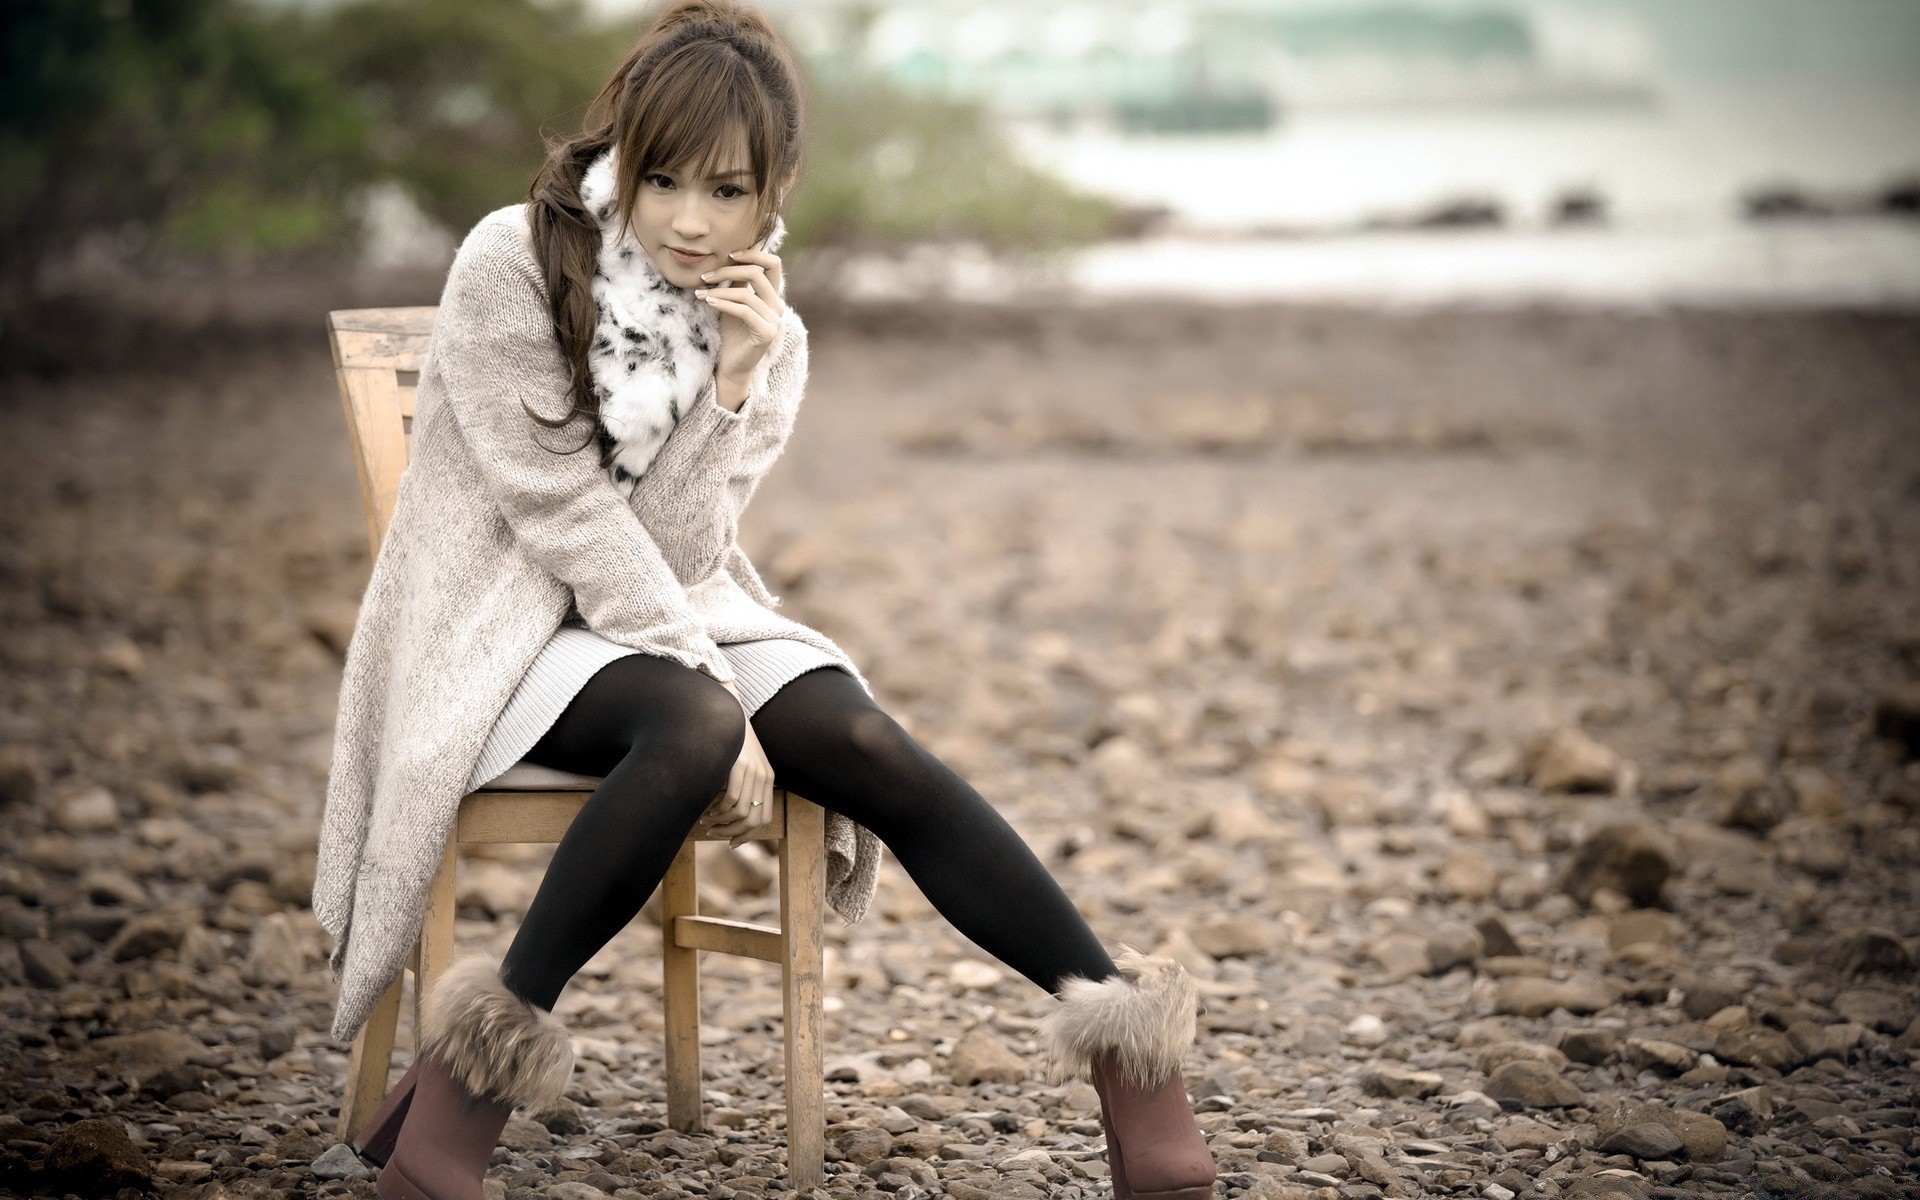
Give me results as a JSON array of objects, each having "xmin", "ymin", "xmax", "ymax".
[{"xmin": 312, "ymin": 201, "xmax": 883, "ymax": 1045}]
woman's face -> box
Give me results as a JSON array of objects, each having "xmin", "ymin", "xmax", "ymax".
[{"xmin": 630, "ymin": 128, "xmax": 765, "ymax": 289}]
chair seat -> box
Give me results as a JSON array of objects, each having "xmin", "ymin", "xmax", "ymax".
[{"xmin": 481, "ymin": 760, "xmax": 606, "ymax": 790}]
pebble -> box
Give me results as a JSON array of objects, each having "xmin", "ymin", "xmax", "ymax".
[
  {"xmin": 5, "ymin": 309, "xmax": 1918, "ymax": 1200},
  {"xmin": 1485, "ymin": 1061, "xmax": 1586, "ymax": 1108},
  {"xmin": 310, "ymin": 1142, "xmax": 371, "ymax": 1180},
  {"xmin": 1495, "ymin": 975, "xmax": 1614, "ymax": 1016}
]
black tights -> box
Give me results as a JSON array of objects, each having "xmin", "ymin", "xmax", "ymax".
[{"xmin": 497, "ymin": 654, "xmax": 1119, "ymax": 1012}]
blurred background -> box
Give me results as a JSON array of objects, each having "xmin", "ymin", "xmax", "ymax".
[
  {"xmin": 4, "ymin": 2, "xmax": 1920, "ymax": 1198},
  {"xmin": 6, "ymin": 0, "xmax": 1920, "ymax": 317}
]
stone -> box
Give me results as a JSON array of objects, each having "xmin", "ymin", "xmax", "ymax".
[
  {"xmin": 1299, "ymin": 1152, "xmax": 1348, "ymax": 1175},
  {"xmin": 1361, "ymin": 1063, "xmax": 1445, "ymax": 1099},
  {"xmin": 155, "ymin": 1161, "xmax": 214, "ymax": 1184},
  {"xmin": 1484, "ymin": 1060, "xmax": 1584, "ymax": 1108},
  {"xmin": 498, "ymin": 1118, "xmax": 551, "ymax": 1151},
  {"xmin": 1263, "ymin": 1129, "xmax": 1311, "ymax": 1160},
  {"xmin": 1594, "ymin": 1099, "xmax": 1728, "ymax": 1161},
  {"xmin": 833, "ymin": 1127, "xmax": 894, "ymax": 1166},
  {"xmin": 947, "ymin": 1027, "xmax": 1027, "ymax": 1085},
  {"xmin": 1598, "ymin": 1121, "xmax": 1685, "ymax": 1160},
  {"xmin": 1821, "ymin": 930, "xmax": 1917, "ymax": 979},
  {"xmin": 1787, "ymin": 766, "xmax": 1848, "ymax": 819},
  {"xmin": 1343, "ymin": 1013, "xmax": 1389, "ymax": 1047},
  {"xmin": 1831, "ymin": 988, "xmax": 1916, "ymax": 1033},
  {"xmin": 1495, "ymin": 974, "xmax": 1613, "ymax": 1016},
  {"xmin": 19, "ymin": 937, "xmax": 74, "ymax": 987},
  {"xmin": 1608, "ymin": 909, "xmax": 1681, "ymax": 951},
  {"xmin": 1495, "ymin": 1116, "xmax": 1571, "ymax": 1151},
  {"xmin": 79, "ymin": 1028, "xmax": 208, "ymax": 1070},
  {"xmin": 1620, "ymin": 1037, "xmax": 1697, "ymax": 1076},
  {"xmin": 0, "ymin": 744, "xmax": 43, "ymax": 808},
  {"xmin": 1190, "ymin": 914, "xmax": 1273, "ymax": 958},
  {"xmin": 1425, "ymin": 922, "xmax": 1483, "ymax": 973},
  {"xmin": 108, "ymin": 912, "xmax": 187, "ymax": 961},
  {"xmin": 311, "ymin": 1142, "xmax": 371, "ymax": 1180},
  {"xmin": 1434, "ymin": 846, "xmax": 1497, "ymax": 900},
  {"xmin": 1367, "ymin": 932, "xmax": 1430, "ymax": 981},
  {"xmin": 1873, "ymin": 682, "xmax": 1920, "ymax": 758},
  {"xmin": 1786, "ymin": 1020, "xmax": 1864, "ymax": 1062},
  {"xmin": 242, "ymin": 911, "xmax": 307, "ymax": 986},
  {"xmin": 1477, "ymin": 1040, "xmax": 1571, "ymax": 1074},
  {"xmin": 1331, "ymin": 1132, "xmax": 1401, "ymax": 1188},
  {"xmin": 1555, "ymin": 1027, "xmax": 1618, "ymax": 1064},
  {"xmin": 1704, "ymin": 1004, "xmax": 1750, "ymax": 1031},
  {"xmin": 1476, "ymin": 913, "xmax": 1522, "ymax": 957},
  {"xmin": 43, "ymin": 1117, "xmax": 153, "ymax": 1194},
  {"xmin": 1681, "ymin": 978, "xmax": 1746, "ymax": 1020},
  {"xmin": 1559, "ymin": 819, "xmax": 1676, "ymax": 907},
  {"xmin": 949, "ymin": 960, "xmax": 1004, "ymax": 991},
  {"xmin": 1712, "ymin": 1026, "xmax": 1799, "ymax": 1071},
  {"xmin": 1530, "ymin": 728, "xmax": 1622, "ymax": 792},
  {"xmin": 55, "ymin": 785, "xmax": 121, "ymax": 834},
  {"xmin": 1770, "ymin": 816, "xmax": 1852, "ymax": 878}
]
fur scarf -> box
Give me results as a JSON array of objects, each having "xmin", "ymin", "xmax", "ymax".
[{"xmin": 576, "ymin": 143, "xmax": 787, "ymax": 494}]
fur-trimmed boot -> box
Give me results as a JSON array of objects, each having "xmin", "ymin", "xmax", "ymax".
[
  {"xmin": 350, "ymin": 1060, "xmax": 420, "ymax": 1168},
  {"xmin": 1037, "ymin": 945, "xmax": 1217, "ymax": 1200},
  {"xmin": 377, "ymin": 956, "xmax": 575, "ymax": 1200}
]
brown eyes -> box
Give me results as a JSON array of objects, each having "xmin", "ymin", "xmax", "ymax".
[{"xmin": 643, "ymin": 173, "xmax": 748, "ymax": 200}]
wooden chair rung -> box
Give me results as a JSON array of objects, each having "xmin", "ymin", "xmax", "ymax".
[{"xmin": 673, "ymin": 914, "xmax": 783, "ymax": 962}]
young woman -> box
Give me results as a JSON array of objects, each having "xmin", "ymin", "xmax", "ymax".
[{"xmin": 313, "ymin": 4, "xmax": 1217, "ymax": 1198}]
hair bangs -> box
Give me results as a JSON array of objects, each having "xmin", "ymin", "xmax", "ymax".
[{"xmin": 613, "ymin": 47, "xmax": 779, "ymax": 239}]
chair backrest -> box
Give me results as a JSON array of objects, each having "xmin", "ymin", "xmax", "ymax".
[{"xmin": 327, "ymin": 306, "xmax": 438, "ymax": 556}]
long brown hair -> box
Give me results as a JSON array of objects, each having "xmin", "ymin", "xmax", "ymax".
[{"xmin": 523, "ymin": 0, "xmax": 804, "ymax": 458}]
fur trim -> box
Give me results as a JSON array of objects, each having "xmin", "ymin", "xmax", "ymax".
[
  {"xmin": 1036, "ymin": 944, "xmax": 1201, "ymax": 1089},
  {"xmin": 576, "ymin": 143, "xmax": 788, "ymax": 494},
  {"xmin": 418, "ymin": 956, "xmax": 574, "ymax": 1111}
]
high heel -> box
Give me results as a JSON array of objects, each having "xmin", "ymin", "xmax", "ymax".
[
  {"xmin": 1038, "ymin": 945, "xmax": 1217, "ymax": 1200},
  {"xmin": 377, "ymin": 956, "xmax": 575, "ymax": 1200},
  {"xmin": 1094, "ymin": 1080, "xmax": 1132, "ymax": 1198},
  {"xmin": 1091, "ymin": 1048, "xmax": 1215, "ymax": 1198},
  {"xmin": 351, "ymin": 1060, "xmax": 421, "ymax": 1168}
]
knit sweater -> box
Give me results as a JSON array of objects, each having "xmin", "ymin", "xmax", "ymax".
[{"xmin": 312, "ymin": 202, "xmax": 883, "ymax": 1044}]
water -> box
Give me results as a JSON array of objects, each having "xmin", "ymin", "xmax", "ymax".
[{"xmin": 994, "ymin": 80, "xmax": 1920, "ymax": 306}]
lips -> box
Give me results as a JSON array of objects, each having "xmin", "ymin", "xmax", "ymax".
[{"xmin": 667, "ymin": 246, "xmax": 707, "ymax": 263}]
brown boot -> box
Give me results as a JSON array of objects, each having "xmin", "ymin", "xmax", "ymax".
[
  {"xmin": 351, "ymin": 1060, "xmax": 420, "ymax": 1168},
  {"xmin": 377, "ymin": 956, "xmax": 574, "ymax": 1200},
  {"xmin": 1037, "ymin": 945, "xmax": 1216, "ymax": 1200}
]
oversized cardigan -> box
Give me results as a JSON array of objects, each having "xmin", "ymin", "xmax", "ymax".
[{"xmin": 313, "ymin": 202, "xmax": 883, "ymax": 1044}]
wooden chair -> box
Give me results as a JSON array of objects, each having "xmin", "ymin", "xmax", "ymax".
[{"xmin": 325, "ymin": 307, "xmax": 829, "ymax": 1190}]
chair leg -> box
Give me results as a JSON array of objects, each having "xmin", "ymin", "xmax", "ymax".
[
  {"xmin": 336, "ymin": 970, "xmax": 404, "ymax": 1142},
  {"xmin": 779, "ymin": 792, "xmax": 827, "ymax": 1193},
  {"xmin": 662, "ymin": 838, "xmax": 703, "ymax": 1134},
  {"xmin": 414, "ymin": 837, "xmax": 459, "ymax": 1045}
]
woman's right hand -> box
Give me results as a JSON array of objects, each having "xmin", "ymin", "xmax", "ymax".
[{"xmin": 705, "ymin": 684, "xmax": 776, "ymax": 848}]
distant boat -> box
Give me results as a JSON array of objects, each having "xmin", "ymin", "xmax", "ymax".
[{"xmin": 1111, "ymin": 86, "xmax": 1278, "ymax": 135}]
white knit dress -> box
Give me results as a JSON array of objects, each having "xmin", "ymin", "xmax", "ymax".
[{"xmin": 467, "ymin": 616, "xmax": 844, "ymax": 792}]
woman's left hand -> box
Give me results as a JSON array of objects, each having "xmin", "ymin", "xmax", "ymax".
[{"xmin": 696, "ymin": 246, "xmax": 785, "ymax": 386}]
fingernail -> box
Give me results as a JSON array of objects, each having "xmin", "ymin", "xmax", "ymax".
[
  {"xmin": 699, "ymin": 271, "xmax": 713, "ymax": 280},
  {"xmin": 728, "ymin": 250, "xmax": 740, "ymax": 258}
]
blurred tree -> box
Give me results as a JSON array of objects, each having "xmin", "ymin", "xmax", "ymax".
[
  {"xmin": 306, "ymin": 0, "xmax": 1119, "ymax": 256},
  {"xmin": 793, "ymin": 68, "xmax": 1122, "ymax": 254},
  {"xmin": 0, "ymin": 0, "xmax": 1118, "ymax": 320},
  {"xmin": 304, "ymin": 0, "xmax": 619, "ymax": 236},
  {"xmin": 1, "ymin": 0, "xmax": 375, "ymax": 309}
]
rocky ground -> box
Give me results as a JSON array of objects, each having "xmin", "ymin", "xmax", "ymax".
[{"xmin": 1, "ymin": 282, "xmax": 1918, "ymax": 1200}]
